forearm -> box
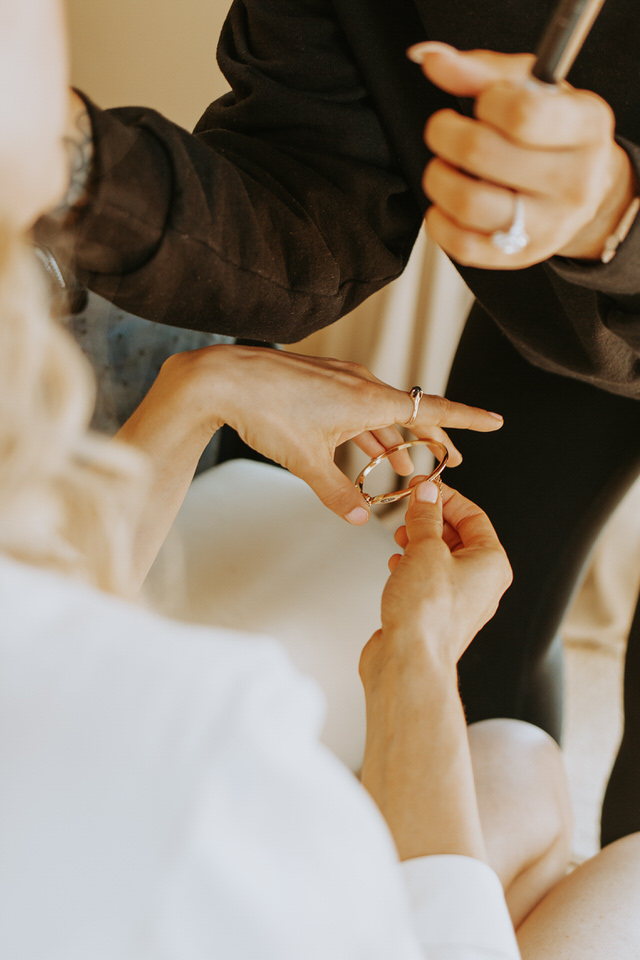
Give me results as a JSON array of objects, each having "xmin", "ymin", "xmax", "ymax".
[
  {"xmin": 360, "ymin": 642, "xmax": 486, "ymax": 863},
  {"xmin": 89, "ymin": 110, "xmax": 414, "ymax": 339},
  {"xmin": 115, "ymin": 352, "xmax": 221, "ymax": 589},
  {"xmin": 37, "ymin": 0, "xmax": 422, "ymax": 337}
]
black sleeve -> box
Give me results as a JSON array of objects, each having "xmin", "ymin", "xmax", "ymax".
[
  {"xmin": 55, "ymin": 0, "xmax": 422, "ymax": 341},
  {"xmin": 542, "ymin": 137, "xmax": 640, "ymax": 388}
]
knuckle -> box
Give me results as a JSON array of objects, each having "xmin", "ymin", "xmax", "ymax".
[
  {"xmin": 563, "ymin": 180, "xmax": 588, "ymax": 210},
  {"xmin": 422, "ymin": 165, "xmax": 433, "ymax": 200},
  {"xmin": 500, "ymin": 92, "xmax": 540, "ymax": 144},
  {"xmin": 582, "ymin": 90, "xmax": 615, "ymax": 139},
  {"xmin": 495, "ymin": 551, "xmax": 513, "ymax": 590},
  {"xmin": 451, "ymin": 182, "xmax": 484, "ymax": 225},
  {"xmin": 446, "ymin": 228, "xmax": 480, "ymax": 266},
  {"xmin": 320, "ymin": 485, "xmax": 350, "ymax": 511},
  {"xmin": 357, "ymin": 378, "xmax": 382, "ymax": 409},
  {"xmin": 359, "ymin": 630, "xmax": 383, "ymax": 681},
  {"xmin": 425, "ymin": 109, "xmax": 457, "ymax": 149},
  {"xmin": 456, "ymin": 127, "xmax": 487, "ymax": 171},
  {"xmin": 340, "ymin": 358, "xmax": 364, "ymax": 375},
  {"xmin": 339, "ymin": 367, "xmax": 379, "ymax": 403},
  {"xmin": 430, "ymin": 394, "xmax": 450, "ymax": 422},
  {"xmin": 408, "ymin": 516, "xmax": 444, "ymax": 539},
  {"xmin": 423, "ymin": 159, "xmax": 445, "ymax": 203},
  {"xmin": 562, "ymin": 156, "xmax": 603, "ymax": 214}
]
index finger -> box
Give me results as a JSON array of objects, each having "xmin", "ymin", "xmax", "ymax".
[
  {"xmin": 475, "ymin": 80, "xmax": 613, "ymax": 150},
  {"xmin": 415, "ymin": 393, "xmax": 503, "ymax": 432},
  {"xmin": 440, "ymin": 483, "xmax": 504, "ymax": 552},
  {"xmin": 407, "ymin": 43, "xmax": 534, "ymax": 98}
]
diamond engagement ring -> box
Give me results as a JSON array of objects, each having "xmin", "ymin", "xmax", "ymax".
[{"xmin": 491, "ymin": 195, "xmax": 530, "ymax": 255}]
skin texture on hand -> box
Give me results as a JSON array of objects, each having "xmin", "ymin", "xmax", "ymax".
[
  {"xmin": 383, "ymin": 480, "xmax": 512, "ymax": 663},
  {"xmin": 407, "ymin": 42, "xmax": 637, "ymax": 268},
  {"xmin": 360, "ymin": 480, "xmax": 512, "ymax": 862},
  {"xmin": 115, "ymin": 345, "xmax": 504, "ymax": 586},
  {"xmin": 153, "ymin": 344, "xmax": 503, "ymax": 522}
]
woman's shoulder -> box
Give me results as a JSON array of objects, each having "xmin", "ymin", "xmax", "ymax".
[{"xmin": 0, "ymin": 552, "xmax": 323, "ymax": 739}]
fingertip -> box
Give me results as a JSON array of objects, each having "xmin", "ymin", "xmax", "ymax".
[
  {"xmin": 345, "ymin": 505, "xmax": 370, "ymax": 525},
  {"xmin": 407, "ymin": 40, "xmax": 458, "ymax": 64},
  {"xmin": 408, "ymin": 45, "xmax": 503, "ymax": 97},
  {"xmin": 388, "ymin": 449, "xmax": 415, "ymax": 477},
  {"xmin": 388, "ymin": 553, "xmax": 401, "ymax": 572},
  {"xmin": 414, "ymin": 480, "xmax": 439, "ymax": 503}
]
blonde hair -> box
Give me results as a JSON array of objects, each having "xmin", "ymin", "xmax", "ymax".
[{"xmin": 0, "ymin": 227, "xmax": 146, "ymax": 595}]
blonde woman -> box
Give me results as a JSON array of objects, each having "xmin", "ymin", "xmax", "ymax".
[{"xmin": 2, "ymin": 2, "xmax": 640, "ymax": 958}]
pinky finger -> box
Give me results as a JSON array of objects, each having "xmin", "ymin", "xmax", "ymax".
[
  {"xmin": 353, "ymin": 428, "xmax": 415, "ymax": 475},
  {"xmin": 353, "ymin": 430, "xmax": 388, "ymax": 459},
  {"xmin": 388, "ymin": 553, "xmax": 402, "ymax": 572}
]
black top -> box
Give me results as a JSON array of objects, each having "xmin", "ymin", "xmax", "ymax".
[{"xmin": 57, "ymin": 0, "xmax": 640, "ymax": 397}]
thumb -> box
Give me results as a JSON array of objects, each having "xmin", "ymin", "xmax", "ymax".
[
  {"xmin": 307, "ymin": 459, "xmax": 371, "ymax": 525},
  {"xmin": 408, "ymin": 42, "xmax": 533, "ymax": 98},
  {"xmin": 405, "ymin": 480, "xmax": 444, "ymax": 543}
]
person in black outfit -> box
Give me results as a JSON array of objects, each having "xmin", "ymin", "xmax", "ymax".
[{"xmin": 41, "ymin": 0, "xmax": 640, "ymax": 846}]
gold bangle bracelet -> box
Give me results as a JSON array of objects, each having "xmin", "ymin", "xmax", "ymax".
[
  {"xmin": 354, "ymin": 438, "xmax": 449, "ymax": 506},
  {"xmin": 601, "ymin": 196, "xmax": 640, "ymax": 264}
]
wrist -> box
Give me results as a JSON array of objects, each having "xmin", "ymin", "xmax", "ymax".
[
  {"xmin": 162, "ymin": 348, "xmax": 229, "ymax": 442},
  {"xmin": 360, "ymin": 628, "xmax": 460, "ymax": 701},
  {"xmin": 360, "ymin": 654, "xmax": 484, "ymax": 862},
  {"xmin": 560, "ymin": 143, "xmax": 638, "ymax": 260},
  {"xmin": 119, "ymin": 348, "xmax": 227, "ymax": 461}
]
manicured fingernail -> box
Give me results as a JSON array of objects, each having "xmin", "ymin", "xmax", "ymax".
[
  {"xmin": 407, "ymin": 41, "xmax": 458, "ymax": 63},
  {"xmin": 346, "ymin": 506, "xmax": 370, "ymax": 525},
  {"xmin": 489, "ymin": 412, "xmax": 504, "ymax": 421},
  {"xmin": 415, "ymin": 480, "xmax": 439, "ymax": 503}
]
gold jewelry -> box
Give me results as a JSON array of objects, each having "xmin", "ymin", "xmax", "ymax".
[
  {"xmin": 355, "ymin": 438, "xmax": 449, "ymax": 506},
  {"xmin": 405, "ymin": 386, "xmax": 423, "ymax": 427},
  {"xmin": 600, "ymin": 196, "xmax": 640, "ymax": 264}
]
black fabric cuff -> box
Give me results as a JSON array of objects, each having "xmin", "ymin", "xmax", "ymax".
[
  {"xmin": 71, "ymin": 93, "xmax": 175, "ymax": 277},
  {"xmin": 549, "ymin": 136, "xmax": 640, "ymax": 302}
]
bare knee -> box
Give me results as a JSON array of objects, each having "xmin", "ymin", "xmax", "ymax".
[
  {"xmin": 470, "ymin": 718, "xmax": 570, "ymax": 811},
  {"xmin": 470, "ymin": 716, "xmax": 561, "ymax": 760},
  {"xmin": 517, "ymin": 832, "xmax": 640, "ymax": 956},
  {"xmin": 598, "ymin": 831, "xmax": 640, "ymax": 868},
  {"xmin": 469, "ymin": 719, "xmax": 573, "ymax": 925}
]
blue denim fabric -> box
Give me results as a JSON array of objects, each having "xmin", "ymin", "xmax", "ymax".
[{"xmin": 67, "ymin": 292, "xmax": 233, "ymax": 472}]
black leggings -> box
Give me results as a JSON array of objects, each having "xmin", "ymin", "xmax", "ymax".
[{"xmin": 445, "ymin": 303, "xmax": 640, "ymax": 846}]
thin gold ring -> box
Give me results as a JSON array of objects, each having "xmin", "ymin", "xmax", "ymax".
[
  {"xmin": 405, "ymin": 385, "xmax": 423, "ymax": 427},
  {"xmin": 355, "ymin": 438, "xmax": 448, "ymax": 506}
]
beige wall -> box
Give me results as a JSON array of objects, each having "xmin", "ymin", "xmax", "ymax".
[{"xmin": 65, "ymin": 0, "xmax": 231, "ymax": 130}]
